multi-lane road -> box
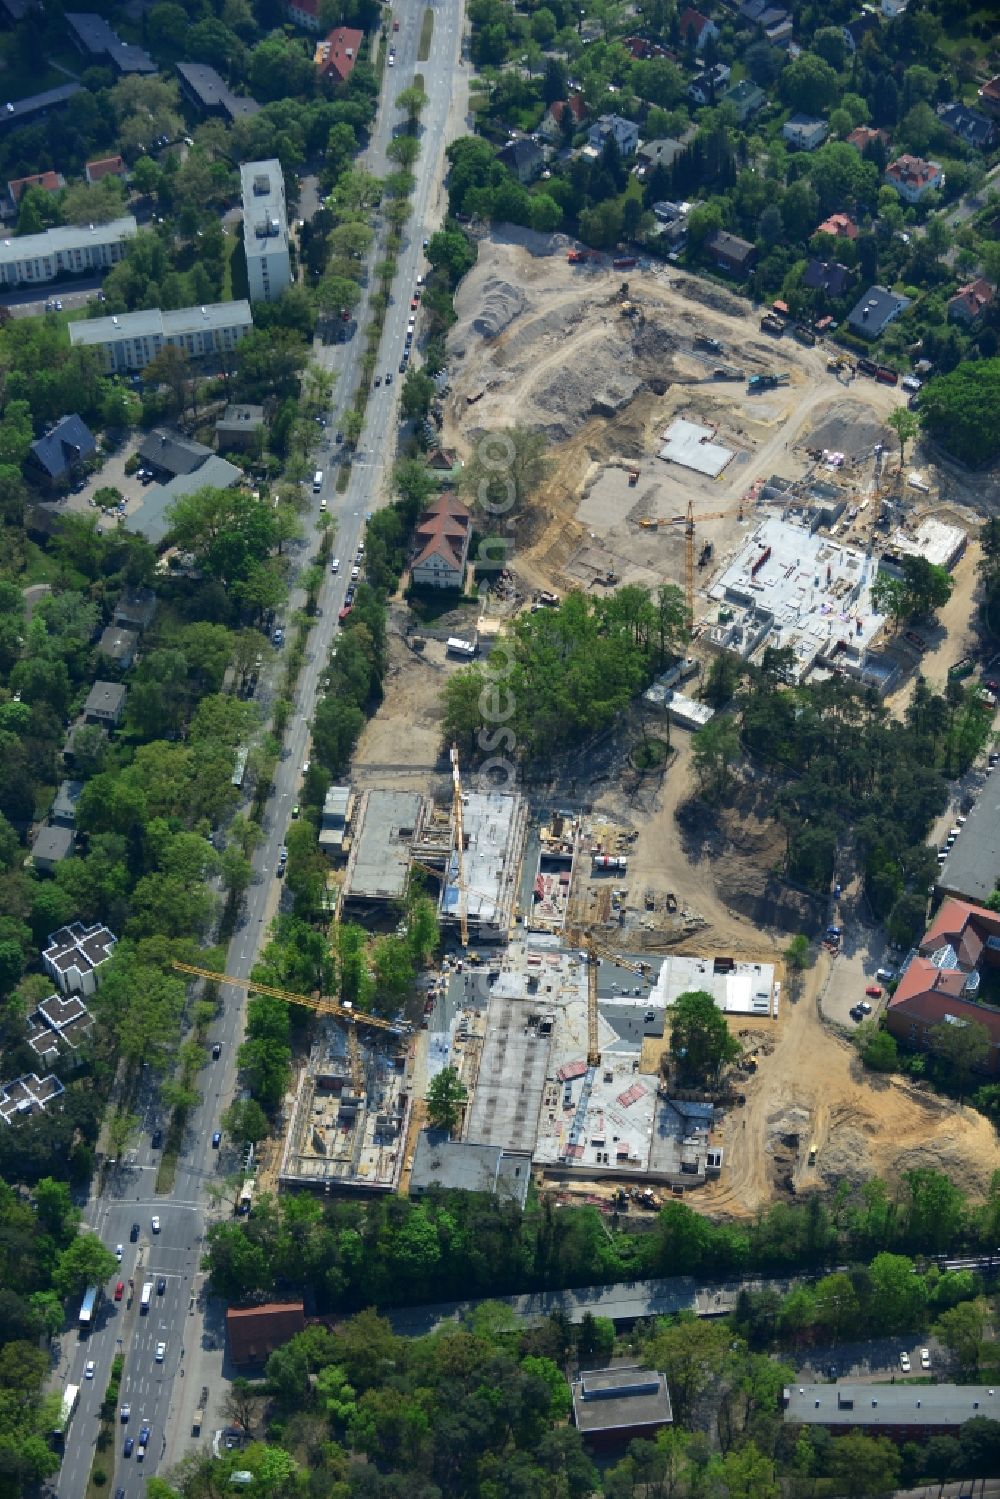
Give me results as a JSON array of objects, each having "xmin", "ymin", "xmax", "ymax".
[{"xmin": 54, "ymin": 6, "xmax": 468, "ymax": 1494}]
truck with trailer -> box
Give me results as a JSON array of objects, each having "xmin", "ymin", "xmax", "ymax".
[
  {"xmin": 53, "ymin": 1383, "xmax": 80, "ymax": 1446},
  {"xmin": 747, "ymin": 372, "xmax": 790, "ymax": 392}
]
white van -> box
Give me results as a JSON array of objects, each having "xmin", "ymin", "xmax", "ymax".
[
  {"xmin": 312, "ymin": 470, "xmax": 323, "ymax": 493},
  {"xmin": 140, "ymin": 1281, "xmax": 153, "ymax": 1313}
]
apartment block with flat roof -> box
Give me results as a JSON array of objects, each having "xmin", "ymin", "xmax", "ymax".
[
  {"xmin": 240, "ymin": 160, "xmax": 291, "ymax": 304},
  {"xmin": 69, "ymin": 301, "xmax": 253, "ymax": 372},
  {"xmin": 0, "ymin": 216, "xmax": 137, "ymax": 288}
]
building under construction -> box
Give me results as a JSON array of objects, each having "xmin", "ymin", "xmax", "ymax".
[
  {"xmin": 439, "ymin": 789, "xmax": 528, "ymax": 942},
  {"xmin": 278, "ymin": 1019, "xmax": 411, "ymax": 1193}
]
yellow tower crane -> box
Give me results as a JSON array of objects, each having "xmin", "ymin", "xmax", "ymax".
[
  {"xmin": 563, "ymin": 930, "xmax": 654, "ymax": 1069},
  {"xmin": 672, "ymin": 498, "xmax": 746, "ymax": 627}
]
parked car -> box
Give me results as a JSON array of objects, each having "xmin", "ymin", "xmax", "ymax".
[
  {"xmin": 865, "ymin": 985, "xmax": 882, "ymax": 999},
  {"xmin": 875, "ymin": 967, "xmax": 895, "ymax": 983},
  {"xmin": 899, "ymin": 1351, "xmax": 911, "ymax": 1372},
  {"xmin": 212, "ymin": 1131, "xmax": 222, "ymax": 1148},
  {"xmin": 920, "ymin": 1347, "xmax": 931, "ymax": 1369}
]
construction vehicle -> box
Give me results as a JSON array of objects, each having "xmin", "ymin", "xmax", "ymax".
[
  {"xmin": 713, "ymin": 365, "xmax": 744, "ymax": 381},
  {"xmin": 696, "ymin": 335, "xmax": 723, "ymax": 354},
  {"xmin": 792, "ymin": 325, "xmax": 817, "ymax": 346},
  {"xmin": 827, "ymin": 355, "xmax": 847, "ymax": 373},
  {"xmin": 747, "ymin": 372, "xmax": 790, "ymax": 392},
  {"xmin": 665, "ymin": 892, "xmax": 678, "ymax": 913},
  {"xmin": 612, "ymin": 255, "xmax": 637, "ymax": 269},
  {"xmin": 948, "ymin": 656, "xmax": 975, "ymax": 681},
  {"xmin": 638, "ymin": 516, "xmax": 658, "ymax": 529},
  {"xmin": 697, "ymin": 541, "xmax": 713, "ymax": 568},
  {"xmin": 627, "ymin": 469, "xmax": 640, "ymax": 486},
  {"xmin": 192, "ymin": 1387, "xmax": 209, "ymax": 1436},
  {"xmin": 567, "ymin": 248, "xmax": 602, "ymax": 264},
  {"xmin": 171, "ymin": 963, "xmax": 403, "ymax": 1036},
  {"xmin": 760, "ymin": 314, "xmax": 785, "ymax": 336}
]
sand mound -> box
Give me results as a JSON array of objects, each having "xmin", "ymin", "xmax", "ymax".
[{"xmin": 471, "ymin": 278, "xmax": 527, "ymax": 340}]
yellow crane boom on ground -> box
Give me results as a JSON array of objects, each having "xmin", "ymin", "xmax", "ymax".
[
  {"xmin": 171, "ymin": 961, "xmax": 401, "ymax": 1035},
  {"xmin": 450, "ymin": 743, "xmax": 468, "ymax": 948},
  {"xmin": 563, "ymin": 929, "xmax": 654, "ymax": 1069}
]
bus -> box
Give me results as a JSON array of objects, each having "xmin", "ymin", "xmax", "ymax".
[
  {"xmin": 78, "ymin": 1286, "xmax": 99, "ymax": 1329},
  {"xmin": 140, "ymin": 1281, "xmax": 154, "ymax": 1313},
  {"xmin": 53, "ymin": 1383, "xmax": 79, "ymax": 1447}
]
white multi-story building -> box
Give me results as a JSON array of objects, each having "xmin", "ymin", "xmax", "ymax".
[
  {"xmin": 69, "ymin": 300, "xmax": 253, "ymax": 372},
  {"xmin": 240, "ymin": 159, "xmax": 291, "ymax": 304},
  {"xmin": 0, "ymin": 216, "xmax": 137, "ymax": 288}
]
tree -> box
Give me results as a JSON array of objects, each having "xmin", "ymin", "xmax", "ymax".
[
  {"xmin": 222, "ymin": 1098, "xmax": 270, "ymax": 1145},
  {"xmin": 919, "ymin": 359, "xmax": 1000, "ymax": 467},
  {"xmin": 783, "ymin": 935, "xmax": 809, "ymax": 972},
  {"xmin": 931, "ymin": 1017, "xmax": 991, "ymax": 1101},
  {"xmin": 691, "ymin": 714, "xmax": 741, "ymax": 796},
  {"xmin": 53, "ymin": 1234, "xmax": 119, "ymax": 1300},
  {"xmin": 888, "ymin": 406, "xmax": 919, "ymax": 470},
  {"xmin": 935, "ymin": 1298, "xmax": 988, "ymax": 1374},
  {"xmin": 400, "ymin": 367, "xmax": 436, "ymax": 421},
  {"xmin": 779, "ymin": 53, "xmax": 840, "ymax": 113},
  {"xmin": 669, "ymin": 990, "xmax": 741, "ymax": 1085},
  {"xmin": 425, "ymin": 1065, "xmax": 467, "ymax": 1134},
  {"xmin": 867, "ymin": 1252, "xmax": 926, "ymax": 1333},
  {"xmin": 855, "ymin": 1022, "xmax": 898, "ymax": 1072},
  {"xmin": 826, "ymin": 1431, "xmax": 900, "ymax": 1499}
]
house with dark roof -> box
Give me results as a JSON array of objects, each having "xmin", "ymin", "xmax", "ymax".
[
  {"xmin": 498, "ymin": 137, "xmax": 545, "ymax": 183},
  {"xmin": 65, "ymin": 12, "xmax": 156, "ymax": 73},
  {"xmin": 784, "ymin": 1382, "xmax": 1000, "ymax": 1439},
  {"xmin": 948, "ymin": 277, "xmax": 994, "ymax": 325},
  {"xmin": 216, "ymin": 403, "xmax": 265, "ymax": 453},
  {"xmin": 637, "ymin": 138, "xmax": 686, "ymax": 172},
  {"xmin": 27, "ymin": 992, "xmax": 94, "ymax": 1058},
  {"xmin": 938, "ymin": 102, "xmax": 997, "ymax": 152},
  {"xmin": 24, "ymin": 414, "xmax": 96, "ymax": 490},
  {"xmin": 936, "ymin": 777, "xmax": 1000, "ymax": 905},
  {"xmin": 50, "ymin": 779, "xmax": 84, "ymax": 828},
  {"xmin": 571, "ymin": 1364, "xmax": 673, "ymax": 1448},
  {"xmin": 30, "ymin": 823, "xmax": 74, "ymax": 874},
  {"xmin": 0, "ymin": 84, "xmax": 83, "ymax": 132},
  {"xmin": 287, "ymin": 0, "xmax": 322, "ymax": 30},
  {"xmin": 138, "ymin": 427, "xmax": 213, "ymax": 479},
  {"xmin": 8, "ymin": 170, "xmax": 65, "ymax": 208},
  {"xmin": 678, "ymin": 7, "xmax": 718, "ymax": 50},
  {"xmin": 978, "ymin": 75, "xmax": 1000, "ymax": 119},
  {"xmin": 719, "ymin": 79, "xmax": 767, "ymax": 124},
  {"xmin": 689, "ymin": 63, "xmax": 731, "ymax": 105},
  {"xmin": 705, "ymin": 229, "xmax": 757, "ymax": 277},
  {"xmin": 782, "ymin": 114, "xmax": 828, "ymax": 151},
  {"xmin": 175, "ymin": 62, "xmax": 259, "ymax": 121},
  {"xmin": 842, "ymin": 12, "xmax": 880, "ymax": 51},
  {"xmin": 43, "ymin": 921, "xmax": 116, "ymax": 996},
  {"xmin": 847, "ymin": 284, "xmax": 911, "ymax": 338},
  {"xmin": 802, "ymin": 258, "xmax": 855, "ymax": 298},
  {"xmin": 226, "ymin": 1302, "xmax": 305, "ymax": 1365},
  {"xmin": 114, "ymin": 586, "xmax": 157, "ymax": 632},
  {"xmin": 314, "ymin": 26, "xmax": 364, "ymax": 85},
  {"xmin": 885, "ymin": 900, "xmax": 1000, "ymax": 1073},
  {"xmin": 96, "ymin": 625, "xmax": 138, "ymax": 670},
  {"xmin": 411, "ymin": 491, "xmax": 472, "ymax": 589},
  {"xmin": 0, "ymin": 1073, "xmax": 64, "ymax": 1125},
  {"xmin": 588, "ymin": 114, "xmax": 640, "ymax": 157},
  {"xmin": 83, "ymin": 680, "xmax": 127, "ymax": 727}
]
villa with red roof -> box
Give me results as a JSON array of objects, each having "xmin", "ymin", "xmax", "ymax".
[
  {"xmin": 886, "ymin": 899, "xmax": 1000, "ymax": 1073},
  {"xmin": 678, "ymin": 7, "xmax": 718, "ymax": 50},
  {"xmin": 410, "ymin": 491, "xmax": 472, "ymax": 590},
  {"xmin": 884, "ymin": 154, "xmax": 943, "ymax": 203},
  {"xmin": 315, "ymin": 26, "xmax": 364, "ymax": 85},
  {"xmin": 816, "ymin": 212, "xmax": 858, "ymax": 240}
]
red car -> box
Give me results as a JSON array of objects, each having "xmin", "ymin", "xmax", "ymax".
[
  {"xmin": 338, "ymin": 604, "xmax": 353, "ymax": 623},
  {"xmin": 393, "ymin": 17, "xmax": 399, "ymax": 28},
  {"xmin": 114, "ymin": 1281, "xmax": 125, "ymax": 1301},
  {"xmin": 865, "ymin": 985, "xmax": 882, "ymax": 999}
]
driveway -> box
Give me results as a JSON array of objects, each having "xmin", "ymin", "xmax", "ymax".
[{"xmin": 62, "ymin": 432, "xmax": 145, "ymax": 522}]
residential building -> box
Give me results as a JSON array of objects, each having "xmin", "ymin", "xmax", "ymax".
[
  {"xmin": 785, "ymin": 1383, "xmax": 1000, "ymax": 1439},
  {"xmin": 30, "ymin": 823, "xmax": 74, "ymax": 873},
  {"xmin": 83, "ymin": 680, "xmax": 127, "ymax": 727},
  {"xmin": 637, "ymin": 138, "xmax": 686, "ymax": 172},
  {"xmin": 0, "ymin": 1073, "xmax": 64, "ymax": 1125},
  {"xmin": 622, "ymin": 34, "xmax": 672, "ymax": 60},
  {"xmin": 43, "ymin": 921, "xmax": 116, "ymax": 996},
  {"xmin": 0, "ymin": 216, "xmax": 137, "ymax": 289},
  {"xmin": 705, "ymin": 229, "xmax": 757, "ymax": 277},
  {"xmin": 842, "ymin": 13, "xmax": 880, "ymax": 51},
  {"xmin": 114, "ymin": 585, "xmax": 157, "ymax": 632},
  {"xmin": 65, "ymin": 12, "xmax": 155, "ymax": 73},
  {"xmin": 123, "ymin": 455, "xmax": 242, "ymax": 547},
  {"xmin": 571, "ymin": 1365, "xmax": 673, "ymax": 1447},
  {"xmin": 540, "ymin": 96, "xmax": 587, "ymax": 142},
  {"xmin": 816, "ymin": 211, "xmax": 858, "ymax": 239},
  {"xmin": 138, "ymin": 427, "xmax": 212, "ymax": 479},
  {"xmin": 175, "ymin": 62, "xmax": 259, "ymax": 121},
  {"xmin": 287, "ymin": 0, "xmax": 322, "ymax": 29},
  {"xmin": 498, "ymin": 138, "xmax": 544, "ymax": 183},
  {"xmin": 69, "ymin": 300, "xmax": 253, "ymax": 373},
  {"xmin": 978, "ymin": 75, "xmax": 1000, "ymax": 119},
  {"xmin": 216, "ymin": 403, "xmax": 265, "ymax": 453},
  {"xmin": 425, "ymin": 446, "xmax": 459, "ymax": 474},
  {"xmin": 240, "ymin": 159, "xmax": 291, "ymax": 304},
  {"xmin": 651, "ymin": 200, "xmax": 690, "ymax": 243},
  {"xmin": 0, "ymin": 84, "xmax": 83, "ymax": 132},
  {"xmin": 936, "ymin": 775, "xmax": 1000, "ymax": 904},
  {"xmin": 588, "ymin": 114, "xmax": 640, "ymax": 157},
  {"xmin": 948, "ymin": 277, "xmax": 995, "ymax": 324},
  {"xmin": 409, "ymin": 1131, "xmax": 532, "ymax": 1207},
  {"xmin": 318, "ymin": 784, "xmax": 351, "ymax": 859},
  {"xmin": 719, "ymin": 79, "xmax": 767, "ymax": 125},
  {"xmin": 689, "ymin": 62, "xmax": 731, "ymax": 105},
  {"xmin": 85, "ymin": 155, "xmax": 126, "ymax": 185},
  {"xmin": 96, "ymin": 625, "xmax": 138, "ymax": 670},
  {"xmin": 8, "ymin": 170, "xmax": 65, "ymax": 208},
  {"xmin": 27, "ymin": 992, "xmax": 94, "ymax": 1059},
  {"xmin": 740, "ymin": 2, "xmax": 794, "ymax": 41},
  {"xmin": 50, "ymin": 779, "xmax": 84, "ymax": 829},
  {"xmin": 314, "ymin": 26, "xmax": 364, "ymax": 85},
  {"xmin": 802, "ymin": 258, "xmax": 854, "ymax": 298},
  {"xmin": 884, "ymin": 154, "xmax": 943, "ymax": 203},
  {"xmin": 24, "ymin": 414, "xmax": 96, "ymax": 489},
  {"xmin": 410, "ymin": 491, "xmax": 472, "ymax": 589},
  {"xmin": 937, "ymin": 101, "xmax": 997, "ymax": 152},
  {"xmin": 847, "ymin": 284, "xmax": 911, "ymax": 338},
  {"xmin": 880, "ymin": 0, "xmax": 908, "ymax": 15},
  {"xmin": 677, "ymin": 7, "xmax": 718, "ymax": 50},
  {"xmin": 847, "ymin": 125, "xmax": 890, "ymax": 154},
  {"xmin": 782, "ymin": 114, "xmax": 829, "ymax": 151},
  {"xmin": 226, "ymin": 1303, "xmax": 306, "ymax": 1366},
  {"xmin": 885, "ymin": 900, "xmax": 1000, "ymax": 1073}
]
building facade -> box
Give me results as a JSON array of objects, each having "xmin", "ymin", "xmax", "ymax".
[
  {"xmin": 69, "ymin": 301, "xmax": 253, "ymax": 372},
  {"xmin": 240, "ymin": 159, "xmax": 291, "ymax": 304},
  {"xmin": 0, "ymin": 216, "xmax": 136, "ymax": 289}
]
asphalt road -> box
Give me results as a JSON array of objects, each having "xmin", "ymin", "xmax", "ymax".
[{"xmin": 53, "ymin": 5, "xmax": 467, "ymax": 1495}]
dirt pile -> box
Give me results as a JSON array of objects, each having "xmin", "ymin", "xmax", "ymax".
[
  {"xmin": 533, "ymin": 362, "xmax": 646, "ymax": 439},
  {"xmin": 806, "ymin": 401, "xmax": 891, "ymax": 460},
  {"xmin": 673, "ymin": 275, "xmax": 747, "ymax": 318},
  {"xmin": 470, "ymin": 278, "xmax": 527, "ymax": 341}
]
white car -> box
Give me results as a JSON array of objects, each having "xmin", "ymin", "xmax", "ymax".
[
  {"xmin": 302, "ymin": 760, "xmax": 310, "ymax": 774},
  {"xmin": 331, "ymin": 558, "xmax": 340, "ymax": 574},
  {"xmin": 388, "ymin": 53, "xmax": 394, "ymax": 64},
  {"xmin": 155, "ymin": 1342, "xmax": 166, "ymax": 1362},
  {"xmin": 151, "ymin": 1215, "xmax": 160, "ymax": 1233},
  {"xmin": 899, "ymin": 1351, "xmax": 911, "ymax": 1372},
  {"xmin": 115, "ymin": 1243, "xmax": 123, "ymax": 1261},
  {"xmin": 920, "ymin": 1347, "xmax": 931, "ymax": 1369},
  {"xmin": 120, "ymin": 1403, "xmax": 130, "ymax": 1423},
  {"xmin": 351, "ymin": 566, "xmax": 360, "ymax": 581},
  {"xmin": 84, "ymin": 1360, "xmax": 95, "ymax": 1379}
]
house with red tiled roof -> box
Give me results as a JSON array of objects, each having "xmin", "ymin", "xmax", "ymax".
[
  {"xmin": 885, "ymin": 900, "xmax": 1000, "ymax": 1073},
  {"xmin": 226, "ymin": 1302, "xmax": 305, "ymax": 1365},
  {"xmin": 411, "ymin": 491, "xmax": 472, "ymax": 590},
  {"xmin": 678, "ymin": 7, "xmax": 718, "ymax": 50},
  {"xmin": 540, "ymin": 95, "xmax": 587, "ymax": 142},
  {"xmin": 884, "ymin": 153, "xmax": 943, "ymax": 203},
  {"xmin": 846, "ymin": 125, "xmax": 890, "ymax": 154},
  {"xmin": 948, "ymin": 277, "xmax": 994, "ymax": 325},
  {"xmin": 315, "ymin": 26, "xmax": 364, "ymax": 85},
  {"xmin": 622, "ymin": 34, "xmax": 672, "ymax": 60},
  {"xmin": 978, "ymin": 75, "xmax": 1000, "ymax": 119},
  {"xmin": 85, "ymin": 155, "xmax": 126, "ymax": 184},
  {"xmin": 8, "ymin": 170, "xmax": 64, "ymax": 207},
  {"xmin": 816, "ymin": 212, "xmax": 858, "ymax": 240}
]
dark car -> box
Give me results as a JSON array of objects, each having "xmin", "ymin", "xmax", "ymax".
[
  {"xmin": 123, "ymin": 1439, "xmax": 134, "ymax": 1458},
  {"xmin": 157, "ymin": 1277, "xmax": 166, "ymax": 1294},
  {"xmin": 335, "ymin": 432, "xmax": 343, "ymax": 443},
  {"xmin": 140, "ymin": 1424, "xmax": 150, "ymax": 1446},
  {"xmin": 212, "ymin": 1043, "xmax": 221, "ymax": 1059},
  {"xmin": 399, "ymin": 360, "xmax": 407, "ymax": 373},
  {"xmin": 385, "ymin": 372, "xmax": 393, "ymax": 385},
  {"xmin": 130, "ymin": 1222, "xmax": 140, "ymax": 1241},
  {"xmin": 151, "ymin": 1128, "xmax": 162, "ymax": 1149},
  {"xmin": 212, "ymin": 1131, "xmax": 222, "ymax": 1148}
]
